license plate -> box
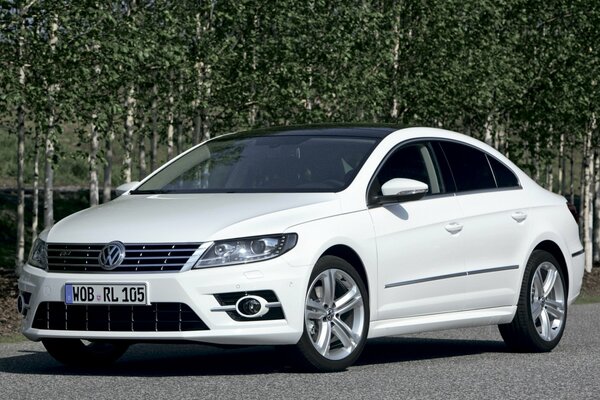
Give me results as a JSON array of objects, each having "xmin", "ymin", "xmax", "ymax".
[{"xmin": 65, "ymin": 283, "xmax": 148, "ymax": 305}]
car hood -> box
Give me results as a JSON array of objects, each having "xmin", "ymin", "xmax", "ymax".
[{"xmin": 46, "ymin": 193, "xmax": 341, "ymax": 243}]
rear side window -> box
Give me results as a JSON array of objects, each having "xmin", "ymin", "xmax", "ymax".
[
  {"xmin": 440, "ymin": 141, "xmax": 496, "ymax": 192},
  {"xmin": 487, "ymin": 156, "xmax": 519, "ymax": 188}
]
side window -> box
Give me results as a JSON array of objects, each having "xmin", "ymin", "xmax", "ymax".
[
  {"xmin": 370, "ymin": 143, "xmax": 442, "ymax": 198},
  {"xmin": 440, "ymin": 141, "xmax": 496, "ymax": 192},
  {"xmin": 487, "ymin": 155, "xmax": 520, "ymax": 188}
]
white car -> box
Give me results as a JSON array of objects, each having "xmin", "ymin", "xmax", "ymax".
[{"xmin": 18, "ymin": 126, "xmax": 584, "ymax": 371}]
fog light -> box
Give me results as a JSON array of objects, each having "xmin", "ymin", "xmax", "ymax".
[{"xmin": 235, "ymin": 295, "xmax": 269, "ymax": 318}]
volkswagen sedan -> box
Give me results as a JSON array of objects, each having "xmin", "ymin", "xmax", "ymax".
[{"xmin": 18, "ymin": 125, "xmax": 585, "ymax": 371}]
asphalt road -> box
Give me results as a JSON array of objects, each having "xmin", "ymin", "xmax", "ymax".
[{"xmin": 1, "ymin": 303, "xmax": 599, "ymax": 400}]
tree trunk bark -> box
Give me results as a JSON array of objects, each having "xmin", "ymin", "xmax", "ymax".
[
  {"xmin": 177, "ymin": 118, "xmax": 183, "ymax": 155},
  {"xmin": 150, "ymin": 84, "xmax": 159, "ymax": 171},
  {"xmin": 390, "ymin": 14, "xmax": 401, "ymax": 119},
  {"xmin": 44, "ymin": 16, "xmax": 59, "ymax": 229},
  {"xmin": 167, "ymin": 82, "xmax": 174, "ymax": 160},
  {"xmin": 123, "ymin": 85, "xmax": 136, "ymax": 182},
  {"xmin": 102, "ymin": 128, "xmax": 114, "ymax": 203},
  {"xmin": 44, "ymin": 120, "xmax": 55, "ymax": 229},
  {"xmin": 138, "ymin": 118, "xmax": 147, "ymax": 180},
  {"xmin": 558, "ymin": 133, "xmax": 565, "ymax": 195},
  {"xmin": 16, "ymin": 89, "xmax": 25, "ymax": 273},
  {"xmin": 32, "ymin": 129, "xmax": 40, "ymax": 245},
  {"xmin": 89, "ymin": 116, "xmax": 99, "ymax": 206},
  {"xmin": 584, "ymin": 115, "xmax": 596, "ymax": 272},
  {"xmin": 570, "ymin": 146, "xmax": 575, "ymax": 204},
  {"xmin": 594, "ymin": 148, "xmax": 600, "ymax": 264},
  {"xmin": 580, "ymin": 138, "xmax": 587, "ymax": 238}
]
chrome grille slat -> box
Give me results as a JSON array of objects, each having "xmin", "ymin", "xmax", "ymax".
[{"xmin": 47, "ymin": 242, "xmax": 201, "ymax": 273}]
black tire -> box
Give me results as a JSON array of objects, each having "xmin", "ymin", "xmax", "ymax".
[
  {"xmin": 499, "ymin": 250, "xmax": 567, "ymax": 352},
  {"xmin": 294, "ymin": 255, "xmax": 369, "ymax": 372},
  {"xmin": 42, "ymin": 339, "xmax": 129, "ymax": 367}
]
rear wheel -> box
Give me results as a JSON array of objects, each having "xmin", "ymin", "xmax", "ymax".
[
  {"xmin": 42, "ymin": 338, "xmax": 129, "ymax": 367},
  {"xmin": 499, "ymin": 250, "xmax": 567, "ymax": 352},
  {"xmin": 295, "ymin": 256, "xmax": 369, "ymax": 372}
]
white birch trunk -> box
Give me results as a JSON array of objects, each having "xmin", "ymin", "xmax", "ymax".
[
  {"xmin": 584, "ymin": 115, "xmax": 596, "ymax": 272},
  {"xmin": 580, "ymin": 137, "xmax": 587, "ymax": 238},
  {"xmin": 44, "ymin": 16, "xmax": 59, "ymax": 229},
  {"xmin": 545, "ymin": 137, "xmax": 553, "ymax": 191},
  {"xmin": 150, "ymin": 84, "xmax": 158, "ymax": 171},
  {"xmin": 390, "ymin": 14, "xmax": 401, "ymax": 119},
  {"xmin": 102, "ymin": 128, "xmax": 114, "ymax": 203},
  {"xmin": 569, "ymin": 146, "xmax": 575, "ymax": 204},
  {"xmin": 594, "ymin": 149, "xmax": 600, "ymax": 264},
  {"xmin": 167, "ymin": 86, "xmax": 174, "ymax": 160},
  {"xmin": 16, "ymin": 46, "xmax": 26, "ymax": 272},
  {"xmin": 483, "ymin": 113, "xmax": 494, "ymax": 146},
  {"xmin": 32, "ymin": 131, "xmax": 40, "ymax": 245},
  {"xmin": 533, "ymin": 140, "xmax": 541, "ymax": 183},
  {"xmin": 123, "ymin": 85, "xmax": 136, "ymax": 183},
  {"xmin": 89, "ymin": 115, "xmax": 99, "ymax": 206},
  {"xmin": 558, "ymin": 133, "xmax": 565, "ymax": 195},
  {"xmin": 138, "ymin": 119, "xmax": 147, "ymax": 179}
]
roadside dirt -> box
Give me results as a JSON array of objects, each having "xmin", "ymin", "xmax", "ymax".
[{"xmin": 0, "ymin": 270, "xmax": 19, "ymax": 336}]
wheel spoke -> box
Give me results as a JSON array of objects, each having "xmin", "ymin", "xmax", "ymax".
[
  {"xmin": 331, "ymin": 323, "xmax": 354, "ymax": 350},
  {"xmin": 322, "ymin": 270, "xmax": 337, "ymax": 306},
  {"xmin": 539, "ymin": 309, "xmax": 551, "ymax": 341},
  {"xmin": 306, "ymin": 299, "xmax": 326, "ymax": 320},
  {"xmin": 533, "ymin": 269, "xmax": 544, "ymax": 297},
  {"xmin": 315, "ymin": 321, "xmax": 332, "ymax": 356},
  {"xmin": 531, "ymin": 300, "xmax": 543, "ymax": 320},
  {"xmin": 542, "ymin": 268, "xmax": 558, "ymax": 297},
  {"xmin": 334, "ymin": 286, "xmax": 362, "ymax": 315},
  {"xmin": 332, "ymin": 316, "xmax": 359, "ymax": 347},
  {"xmin": 545, "ymin": 299, "xmax": 564, "ymax": 320}
]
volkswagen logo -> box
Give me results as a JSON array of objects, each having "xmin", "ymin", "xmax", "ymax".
[{"xmin": 98, "ymin": 241, "xmax": 126, "ymax": 270}]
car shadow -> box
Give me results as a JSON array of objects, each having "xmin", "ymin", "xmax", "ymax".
[{"xmin": 0, "ymin": 336, "xmax": 507, "ymax": 377}]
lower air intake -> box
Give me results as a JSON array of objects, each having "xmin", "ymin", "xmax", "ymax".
[{"xmin": 32, "ymin": 302, "xmax": 209, "ymax": 332}]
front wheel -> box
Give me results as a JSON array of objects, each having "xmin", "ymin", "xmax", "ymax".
[
  {"xmin": 42, "ymin": 338, "xmax": 129, "ymax": 367},
  {"xmin": 499, "ymin": 250, "xmax": 567, "ymax": 352},
  {"xmin": 295, "ymin": 256, "xmax": 369, "ymax": 372}
]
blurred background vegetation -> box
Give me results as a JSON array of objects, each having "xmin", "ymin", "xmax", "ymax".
[{"xmin": 0, "ymin": 0, "xmax": 599, "ymax": 272}]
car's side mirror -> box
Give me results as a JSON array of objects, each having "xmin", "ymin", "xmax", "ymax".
[
  {"xmin": 373, "ymin": 178, "xmax": 428, "ymax": 205},
  {"xmin": 115, "ymin": 181, "xmax": 140, "ymax": 197}
]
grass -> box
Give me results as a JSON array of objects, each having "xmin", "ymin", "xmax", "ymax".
[
  {"xmin": 0, "ymin": 334, "xmax": 26, "ymax": 344},
  {"xmin": 575, "ymin": 294, "xmax": 600, "ymax": 305}
]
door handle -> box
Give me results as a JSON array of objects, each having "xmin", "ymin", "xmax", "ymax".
[
  {"xmin": 511, "ymin": 211, "xmax": 527, "ymax": 223},
  {"xmin": 445, "ymin": 222, "xmax": 463, "ymax": 234}
]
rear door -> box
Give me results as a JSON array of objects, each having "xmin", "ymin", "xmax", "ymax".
[{"xmin": 436, "ymin": 140, "xmax": 529, "ymax": 309}]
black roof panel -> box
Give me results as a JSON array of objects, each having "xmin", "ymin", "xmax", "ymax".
[{"xmin": 217, "ymin": 124, "xmax": 404, "ymax": 140}]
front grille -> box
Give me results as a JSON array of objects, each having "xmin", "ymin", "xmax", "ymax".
[
  {"xmin": 32, "ymin": 302, "xmax": 209, "ymax": 332},
  {"xmin": 47, "ymin": 243, "xmax": 201, "ymax": 273}
]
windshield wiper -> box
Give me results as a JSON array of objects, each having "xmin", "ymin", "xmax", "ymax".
[{"xmin": 129, "ymin": 189, "xmax": 174, "ymax": 195}]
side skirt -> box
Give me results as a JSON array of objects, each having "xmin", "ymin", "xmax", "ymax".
[{"xmin": 367, "ymin": 306, "xmax": 516, "ymax": 339}]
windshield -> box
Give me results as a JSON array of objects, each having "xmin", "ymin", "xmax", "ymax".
[{"xmin": 132, "ymin": 135, "xmax": 379, "ymax": 193}]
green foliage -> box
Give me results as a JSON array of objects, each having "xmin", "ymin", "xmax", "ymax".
[{"xmin": 0, "ymin": 0, "xmax": 598, "ymax": 181}]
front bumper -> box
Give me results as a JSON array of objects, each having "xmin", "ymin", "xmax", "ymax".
[{"xmin": 18, "ymin": 259, "xmax": 311, "ymax": 345}]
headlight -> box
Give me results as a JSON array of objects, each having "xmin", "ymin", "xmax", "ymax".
[
  {"xmin": 194, "ymin": 233, "xmax": 298, "ymax": 268},
  {"xmin": 28, "ymin": 238, "xmax": 48, "ymax": 270}
]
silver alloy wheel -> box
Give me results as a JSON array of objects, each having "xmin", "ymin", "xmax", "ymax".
[
  {"xmin": 530, "ymin": 261, "xmax": 565, "ymax": 341},
  {"xmin": 304, "ymin": 268, "xmax": 365, "ymax": 360}
]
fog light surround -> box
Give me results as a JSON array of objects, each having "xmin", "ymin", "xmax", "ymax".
[{"xmin": 235, "ymin": 295, "xmax": 269, "ymax": 318}]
